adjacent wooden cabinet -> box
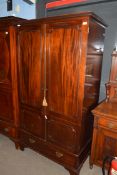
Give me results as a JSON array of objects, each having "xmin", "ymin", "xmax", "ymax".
[
  {"xmin": 0, "ymin": 17, "xmax": 24, "ymax": 147},
  {"xmin": 90, "ymin": 50, "xmax": 117, "ymax": 168},
  {"xmin": 17, "ymin": 12, "xmax": 106, "ymax": 175},
  {"xmin": 90, "ymin": 101, "xmax": 117, "ymax": 167},
  {"xmin": 106, "ymin": 50, "xmax": 117, "ymax": 103}
]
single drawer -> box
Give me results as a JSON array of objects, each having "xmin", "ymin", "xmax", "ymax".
[
  {"xmin": 0, "ymin": 120, "xmax": 15, "ymax": 138},
  {"xmin": 45, "ymin": 145, "xmax": 76, "ymax": 168},
  {"xmin": 21, "ymin": 109, "xmax": 45, "ymax": 138},
  {"xmin": 98, "ymin": 118, "xmax": 117, "ymax": 130}
]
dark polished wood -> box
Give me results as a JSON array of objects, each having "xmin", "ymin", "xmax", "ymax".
[
  {"xmin": 0, "ymin": 13, "xmax": 106, "ymax": 175},
  {"xmin": 17, "ymin": 12, "xmax": 106, "ymax": 175},
  {"xmin": 68, "ymin": 169, "xmax": 80, "ymax": 175},
  {"xmin": 18, "ymin": 26, "xmax": 44, "ymax": 108},
  {"xmin": 90, "ymin": 50, "xmax": 117, "ymax": 168},
  {"xmin": 90, "ymin": 101, "xmax": 117, "ymax": 167},
  {"xmin": 0, "ymin": 17, "xmax": 25, "ymax": 147},
  {"xmin": 21, "ymin": 108, "xmax": 45, "ymax": 138}
]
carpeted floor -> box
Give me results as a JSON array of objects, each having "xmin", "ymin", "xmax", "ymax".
[{"xmin": 0, "ymin": 134, "xmax": 103, "ymax": 175}]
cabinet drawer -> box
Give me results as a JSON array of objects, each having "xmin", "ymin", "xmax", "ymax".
[
  {"xmin": 21, "ymin": 109, "xmax": 45, "ymax": 138},
  {"xmin": 20, "ymin": 131, "xmax": 76, "ymax": 167},
  {"xmin": 98, "ymin": 118, "xmax": 117, "ymax": 130},
  {"xmin": 0, "ymin": 120, "xmax": 15, "ymax": 138},
  {"xmin": 46, "ymin": 145, "xmax": 76, "ymax": 168}
]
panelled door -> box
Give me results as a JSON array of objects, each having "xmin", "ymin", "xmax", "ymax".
[
  {"xmin": 94, "ymin": 128, "xmax": 117, "ymax": 166},
  {"xmin": 0, "ymin": 29, "xmax": 11, "ymax": 86},
  {"xmin": 46, "ymin": 20, "xmax": 89, "ymax": 152},
  {"xmin": 0, "ymin": 29, "xmax": 14, "ymax": 121},
  {"xmin": 46, "ymin": 20, "xmax": 89, "ymax": 121},
  {"xmin": 18, "ymin": 24, "xmax": 45, "ymax": 139},
  {"xmin": 18, "ymin": 25, "xmax": 44, "ymax": 109}
]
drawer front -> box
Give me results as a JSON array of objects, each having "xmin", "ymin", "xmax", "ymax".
[
  {"xmin": 0, "ymin": 120, "xmax": 15, "ymax": 138},
  {"xmin": 0, "ymin": 90, "xmax": 13, "ymax": 121},
  {"xmin": 98, "ymin": 118, "xmax": 117, "ymax": 131},
  {"xmin": 20, "ymin": 131, "xmax": 76, "ymax": 167},
  {"xmin": 21, "ymin": 109, "xmax": 45, "ymax": 138},
  {"xmin": 47, "ymin": 118, "xmax": 79, "ymax": 152}
]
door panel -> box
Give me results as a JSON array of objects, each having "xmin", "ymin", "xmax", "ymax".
[
  {"xmin": 95, "ymin": 128, "xmax": 117, "ymax": 165},
  {"xmin": 21, "ymin": 108, "xmax": 45, "ymax": 138},
  {"xmin": 0, "ymin": 90, "xmax": 13, "ymax": 121},
  {"xmin": 47, "ymin": 24, "xmax": 82, "ymax": 118},
  {"xmin": 18, "ymin": 29, "xmax": 43, "ymax": 108},
  {"xmin": 47, "ymin": 118, "xmax": 78, "ymax": 152},
  {"xmin": 0, "ymin": 31, "xmax": 11, "ymax": 84}
]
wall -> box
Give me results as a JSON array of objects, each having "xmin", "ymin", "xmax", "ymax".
[
  {"xmin": 36, "ymin": 0, "xmax": 117, "ymax": 101},
  {"xmin": 0, "ymin": 0, "xmax": 35, "ymax": 19}
]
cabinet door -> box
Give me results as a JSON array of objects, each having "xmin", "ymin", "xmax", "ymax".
[
  {"xmin": 21, "ymin": 109, "xmax": 45, "ymax": 138},
  {"xmin": 94, "ymin": 128, "xmax": 117, "ymax": 166},
  {"xmin": 46, "ymin": 21, "xmax": 88, "ymax": 121},
  {"xmin": 18, "ymin": 27, "xmax": 44, "ymax": 108},
  {"xmin": 0, "ymin": 30, "xmax": 11, "ymax": 86},
  {"xmin": 47, "ymin": 117, "xmax": 79, "ymax": 152}
]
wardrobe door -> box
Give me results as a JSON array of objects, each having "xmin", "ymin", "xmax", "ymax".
[
  {"xmin": 46, "ymin": 21, "xmax": 88, "ymax": 121},
  {"xmin": 0, "ymin": 30, "xmax": 11, "ymax": 87},
  {"xmin": 18, "ymin": 26, "xmax": 44, "ymax": 109},
  {"xmin": 0, "ymin": 29, "xmax": 13, "ymax": 122}
]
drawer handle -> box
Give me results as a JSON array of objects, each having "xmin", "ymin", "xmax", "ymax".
[
  {"xmin": 56, "ymin": 152, "xmax": 63, "ymax": 158},
  {"xmin": 108, "ymin": 123, "xmax": 115, "ymax": 129},
  {"xmin": 4, "ymin": 128, "xmax": 9, "ymax": 132},
  {"xmin": 29, "ymin": 138, "xmax": 36, "ymax": 144}
]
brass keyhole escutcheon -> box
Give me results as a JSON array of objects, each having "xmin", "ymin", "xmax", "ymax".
[
  {"xmin": 4, "ymin": 128, "xmax": 9, "ymax": 132},
  {"xmin": 29, "ymin": 138, "xmax": 35, "ymax": 144},
  {"xmin": 108, "ymin": 123, "xmax": 114, "ymax": 129},
  {"xmin": 56, "ymin": 152, "xmax": 63, "ymax": 158}
]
